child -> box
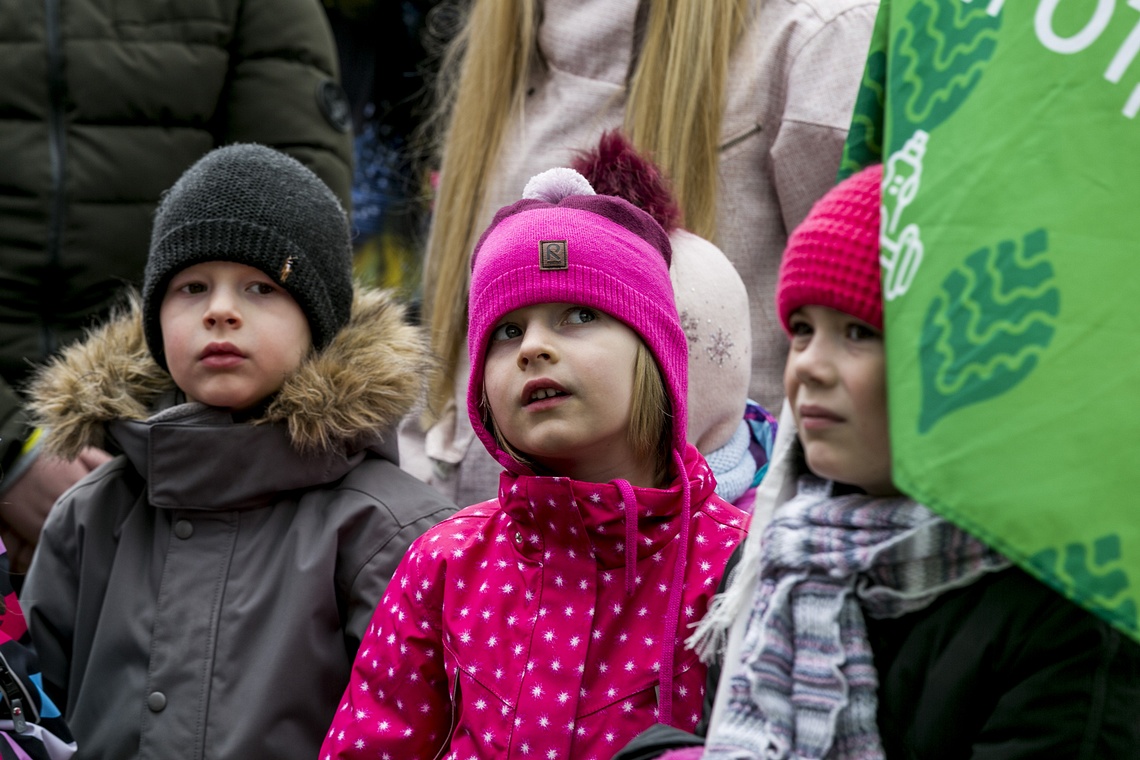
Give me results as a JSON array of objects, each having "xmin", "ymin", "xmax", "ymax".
[
  {"xmin": 319, "ymin": 168, "xmax": 750, "ymax": 759},
  {"xmin": 20, "ymin": 144, "xmax": 457, "ymax": 760},
  {"xmin": 616, "ymin": 165, "xmax": 1140, "ymax": 760}
]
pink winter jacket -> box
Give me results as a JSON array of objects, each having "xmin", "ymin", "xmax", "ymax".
[{"xmin": 321, "ymin": 445, "xmax": 748, "ymax": 760}]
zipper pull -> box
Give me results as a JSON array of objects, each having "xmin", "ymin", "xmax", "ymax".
[{"xmin": 9, "ymin": 699, "xmax": 25, "ymax": 733}]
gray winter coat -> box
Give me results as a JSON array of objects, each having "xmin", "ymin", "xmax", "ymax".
[{"xmin": 20, "ymin": 289, "xmax": 456, "ymax": 760}]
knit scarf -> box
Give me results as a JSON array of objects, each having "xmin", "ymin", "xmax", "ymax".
[
  {"xmin": 706, "ymin": 419, "xmax": 757, "ymax": 504},
  {"xmin": 703, "ymin": 475, "xmax": 1010, "ymax": 760}
]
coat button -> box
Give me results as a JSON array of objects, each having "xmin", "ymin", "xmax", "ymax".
[
  {"xmin": 515, "ymin": 532, "xmax": 523, "ymax": 544},
  {"xmin": 147, "ymin": 692, "xmax": 167, "ymax": 712},
  {"xmin": 174, "ymin": 520, "xmax": 193, "ymax": 539}
]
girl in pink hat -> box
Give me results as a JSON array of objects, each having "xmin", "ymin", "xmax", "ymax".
[{"xmin": 320, "ymin": 168, "xmax": 749, "ymax": 760}]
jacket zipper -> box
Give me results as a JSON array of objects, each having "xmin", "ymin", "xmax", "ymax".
[
  {"xmin": 0, "ymin": 650, "xmax": 38, "ymax": 733},
  {"xmin": 44, "ymin": 0, "xmax": 68, "ymax": 356}
]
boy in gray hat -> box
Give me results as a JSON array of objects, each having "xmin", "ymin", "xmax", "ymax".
[{"xmin": 19, "ymin": 144, "xmax": 456, "ymax": 760}]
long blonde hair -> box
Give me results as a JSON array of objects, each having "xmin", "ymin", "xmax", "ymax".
[{"xmin": 423, "ymin": 0, "xmax": 749, "ymax": 421}]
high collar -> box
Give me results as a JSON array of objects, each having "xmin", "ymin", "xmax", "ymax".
[
  {"xmin": 108, "ymin": 398, "xmax": 380, "ymax": 511},
  {"xmin": 29, "ymin": 287, "xmax": 429, "ymax": 462},
  {"xmin": 495, "ymin": 443, "xmax": 715, "ymax": 568}
]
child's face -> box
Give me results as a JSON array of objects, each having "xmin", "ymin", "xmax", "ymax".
[
  {"xmin": 160, "ymin": 261, "xmax": 312, "ymax": 412},
  {"xmin": 784, "ymin": 305, "xmax": 896, "ymax": 496},
  {"xmin": 483, "ymin": 302, "xmax": 649, "ymax": 484}
]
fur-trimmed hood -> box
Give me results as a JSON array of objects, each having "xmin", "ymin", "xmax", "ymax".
[{"xmin": 29, "ymin": 287, "xmax": 434, "ymax": 460}]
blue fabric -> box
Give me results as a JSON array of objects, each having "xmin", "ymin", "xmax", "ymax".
[
  {"xmin": 706, "ymin": 420, "xmax": 756, "ymax": 503},
  {"xmin": 29, "ymin": 674, "xmax": 60, "ymax": 719}
]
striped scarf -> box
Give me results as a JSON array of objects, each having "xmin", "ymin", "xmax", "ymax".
[{"xmin": 703, "ymin": 475, "xmax": 1010, "ymax": 760}]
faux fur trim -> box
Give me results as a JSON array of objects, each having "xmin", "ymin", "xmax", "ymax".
[{"xmin": 28, "ymin": 288, "xmax": 434, "ymax": 459}]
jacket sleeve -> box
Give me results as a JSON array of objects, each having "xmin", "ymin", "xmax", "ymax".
[
  {"xmin": 221, "ymin": 0, "xmax": 353, "ymax": 208},
  {"xmin": 970, "ymin": 595, "xmax": 1140, "ymax": 760},
  {"xmin": 0, "ymin": 380, "xmax": 29, "ymax": 490},
  {"xmin": 339, "ymin": 488, "xmax": 456, "ymax": 656},
  {"xmin": 19, "ymin": 488, "xmax": 82, "ymax": 712},
  {"xmin": 322, "ymin": 532, "xmax": 453, "ymax": 760},
  {"xmin": 770, "ymin": 2, "xmax": 879, "ymax": 234}
]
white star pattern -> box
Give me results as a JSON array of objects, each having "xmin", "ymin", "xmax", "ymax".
[{"xmin": 319, "ymin": 469, "xmax": 747, "ymax": 760}]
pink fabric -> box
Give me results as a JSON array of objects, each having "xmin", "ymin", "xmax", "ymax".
[
  {"xmin": 659, "ymin": 748, "xmax": 706, "ymax": 760},
  {"xmin": 466, "ymin": 187, "xmax": 688, "ymax": 473},
  {"xmin": 320, "ymin": 446, "xmax": 748, "ymax": 760},
  {"xmin": 0, "ymin": 733, "xmax": 35, "ymax": 760},
  {"xmin": 776, "ymin": 164, "xmax": 883, "ymax": 332}
]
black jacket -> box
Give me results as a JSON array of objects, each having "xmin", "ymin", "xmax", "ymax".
[
  {"xmin": 615, "ymin": 550, "xmax": 1140, "ymax": 759},
  {"xmin": 0, "ymin": 0, "xmax": 353, "ymax": 466}
]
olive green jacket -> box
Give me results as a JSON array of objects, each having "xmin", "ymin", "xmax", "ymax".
[{"xmin": 0, "ymin": 0, "xmax": 353, "ymax": 468}]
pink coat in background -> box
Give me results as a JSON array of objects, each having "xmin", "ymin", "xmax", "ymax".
[{"xmin": 321, "ymin": 445, "xmax": 747, "ymax": 760}]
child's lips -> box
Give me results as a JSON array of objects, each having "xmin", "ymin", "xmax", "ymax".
[
  {"xmin": 798, "ymin": 404, "xmax": 843, "ymax": 429},
  {"xmin": 521, "ymin": 379, "xmax": 569, "ymax": 408},
  {"xmin": 199, "ymin": 342, "xmax": 246, "ymax": 368}
]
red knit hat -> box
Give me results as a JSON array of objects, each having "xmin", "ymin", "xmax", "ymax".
[{"xmin": 776, "ymin": 163, "xmax": 883, "ymax": 331}]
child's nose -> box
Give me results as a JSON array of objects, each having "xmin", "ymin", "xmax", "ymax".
[
  {"xmin": 516, "ymin": 326, "xmax": 556, "ymax": 369},
  {"xmin": 792, "ymin": 337, "xmax": 836, "ymax": 385},
  {"xmin": 203, "ymin": 291, "xmax": 241, "ymax": 328}
]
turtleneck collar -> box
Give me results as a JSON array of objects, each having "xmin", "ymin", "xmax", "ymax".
[{"xmin": 495, "ymin": 444, "xmax": 712, "ymax": 566}]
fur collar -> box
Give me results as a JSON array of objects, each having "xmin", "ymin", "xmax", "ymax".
[{"xmin": 29, "ymin": 287, "xmax": 434, "ymax": 459}]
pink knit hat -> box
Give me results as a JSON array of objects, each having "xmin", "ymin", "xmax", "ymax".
[
  {"xmin": 466, "ymin": 168, "xmax": 688, "ymax": 473},
  {"xmin": 777, "ymin": 163, "xmax": 883, "ymax": 331}
]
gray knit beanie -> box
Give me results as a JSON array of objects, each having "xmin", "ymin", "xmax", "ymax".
[{"xmin": 142, "ymin": 143, "xmax": 353, "ymax": 370}]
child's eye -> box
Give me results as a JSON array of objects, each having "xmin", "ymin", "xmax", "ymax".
[
  {"xmin": 178, "ymin": 282, "xmax": 207, "ymax": 295},
  {"xmin": 846, "ymin": 322, "xmax": 881, "ymax": 341},
  {"xmin": 788, "ymin": 319, "xmax": 813, "ymax": 337},
  {"xmin": 491, "ymin": 323, "xmax": 523, "ymax": 341},
  {"xmin": 564, "ymin": 307, "xmax": 597, "ymax": 325},
  {"xmin": 248, "ymin": 282, "xmax": 276, "ymax": 296}
]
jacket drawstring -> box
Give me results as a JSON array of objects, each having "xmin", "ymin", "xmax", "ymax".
[
  {"xmin": 615, "ymin": 449, "xmax": 692, "ymax": 727},
  {"xmin": 657, "ymin": 447, "xmax": 691, "ymax": 727},
  {"xmin": 615, "ymin": 479, "xmax": 640, "ymax": 597}
]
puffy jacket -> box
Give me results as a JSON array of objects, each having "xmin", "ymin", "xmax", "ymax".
[
  {"xmin": 320, "ymin": 447, "xmax": 749, "ymax": 760},
  {"xmin": 21, "ymin": 289, "xmax": 457, "ymax": 760},
  {"xmin": 0, "ymin": 0, "xmax": 353, "ymax": 465}
]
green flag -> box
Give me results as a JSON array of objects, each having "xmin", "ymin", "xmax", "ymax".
[{"xmin": 841, "ymin": 0, "xmax": 1140, "ymax": 642}]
